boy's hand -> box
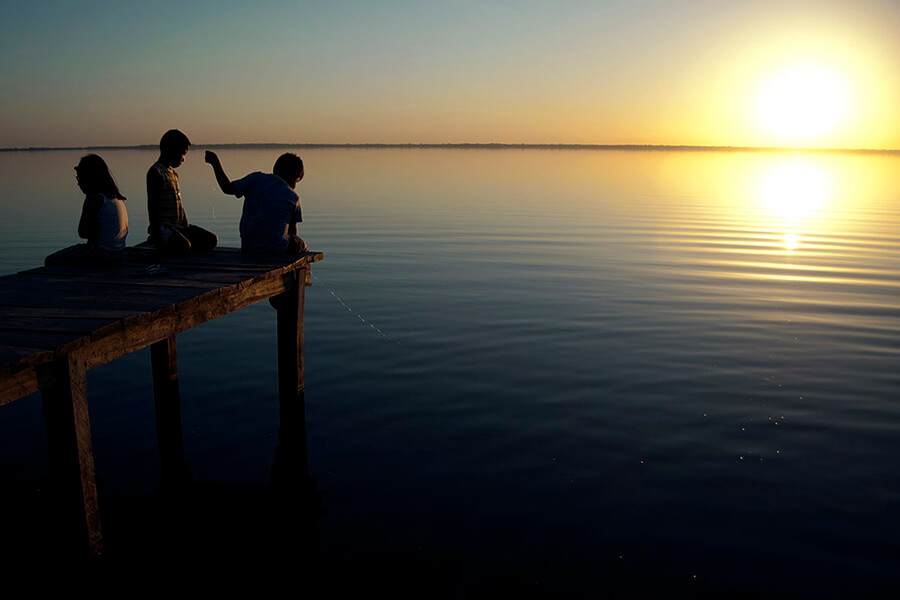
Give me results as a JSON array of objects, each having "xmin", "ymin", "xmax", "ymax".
[{"xmin": 206, "ymin": 151, "xmax": 236, "ymax": 196}]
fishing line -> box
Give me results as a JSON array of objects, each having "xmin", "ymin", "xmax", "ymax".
[{"xmin": 311, "ymin": 272, "xmax": 401, "ymax": 345}]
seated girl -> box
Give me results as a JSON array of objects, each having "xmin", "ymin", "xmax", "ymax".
[{"xmin": 45, "ymin": 154, "xmax": 129, "ymax": 266}]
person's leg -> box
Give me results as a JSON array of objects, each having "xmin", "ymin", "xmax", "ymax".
[
  {"xmin": 160, "ymin": 230, "xmax": 191, "ymax": 256},
  {"xmin": 151, "ymin": 226, "xmax": 191, "ymax": 257},
  {"xmin": 184, "ymin": 225, "xmax": 218, "ymax": 252},
  {"xmin": 44, "ymin": 244, "xmax": 92, "ymax": 266},
  {"xmin": 286, "ymin": 235, "xmax": 308, "ymax": 254},
  {"xmin": 95, "ymin": 248, "xmax": 126, "ymax": 265}
]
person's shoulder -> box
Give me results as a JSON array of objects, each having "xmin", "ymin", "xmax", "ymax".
[
  {"xmin": 238, "ymin": 171, "xmax": 266, "ymax": 181},
  {"xmin": 147, "ymin": 161, "xmax": 166, "ymax": 178},
  {"xmin": 231, "ymin": 171, "xmax": 263, "ymax": 196},
  {"xmin": 83, "ymin": 192, "xmax": 105, "ymax": 210},
  {"xmin": 270, "ymin": 173, "xmax": 299, "ymax": 196},
  {"xmin": 273, "ymin": 175, "xmax": 299, "ymax": 199}
]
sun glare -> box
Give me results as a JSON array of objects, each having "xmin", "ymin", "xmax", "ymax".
[
  {"xmin": 757, "ymin": 158, "xmax": 832, "ymax": 221},
  {"xmin": 756, "ymin": 157, "xmax": 833, "ymax": 250},
  {"xmin": 755, "ymin": 64, "xmax": 851, "ymax": 145}
]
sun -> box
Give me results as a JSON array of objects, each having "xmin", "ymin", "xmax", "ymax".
[{"xmin": 755, "ymin": 63, "xmax": 851, "ymax": 145}]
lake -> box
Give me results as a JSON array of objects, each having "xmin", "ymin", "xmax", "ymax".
[{"xmin": 1, "ymin": 147, "xmax": 899, "ymax": 595}]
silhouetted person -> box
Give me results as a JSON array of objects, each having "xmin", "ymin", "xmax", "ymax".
[
  {"xmin": 204, "ymin": 151, "xmax": 307, "ymax": 254},
  {"xmin": 45, "ymin": 154, "xmax": 128, "ymax": 266},
  {"xmin": 147, "ymin": 129, "xmax": 218, "ymax": 255}
]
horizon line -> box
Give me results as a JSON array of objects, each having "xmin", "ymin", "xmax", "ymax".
[{"xmin": 1, "ymin": 142, "xmax": 898, "ymax": 154}]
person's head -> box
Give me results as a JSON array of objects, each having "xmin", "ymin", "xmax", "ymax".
[
  {"xmin": 75, "ymin": 154, "xmax": 125, "ymax": 200},
  {"xmin": 159, "ymin": 129, "xmax": 191, "ymax": 167},
  {"xmin": 273, "ymin": 153, "xmax": 304, "ymax": 189}
]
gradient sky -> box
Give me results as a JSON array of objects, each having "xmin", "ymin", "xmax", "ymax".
[{"xmin": 1, "ymin": 0, "xmax": 898, "ymax": 148}]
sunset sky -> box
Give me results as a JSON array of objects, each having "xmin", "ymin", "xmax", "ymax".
[{"xmin": 1, "ymin": 0, "xmax": 898, "ymax": 149}]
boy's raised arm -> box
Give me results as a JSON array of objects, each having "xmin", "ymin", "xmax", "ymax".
[{"xmin": 205, "ymin": 151, "xmax": 237, "ymax": 196}]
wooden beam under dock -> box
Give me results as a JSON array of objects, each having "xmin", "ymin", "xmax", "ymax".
[{"xmin": 0, "ymin": 246, "xmax": 323, "ymax": 553}]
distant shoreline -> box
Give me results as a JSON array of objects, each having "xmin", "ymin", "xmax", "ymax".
[{"xmin": 1, "ymin": 143, "xmax": 898, "ymax": 154}]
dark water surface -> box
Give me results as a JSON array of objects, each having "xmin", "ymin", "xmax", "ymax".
[{"xmin": 1, "ymin": 148, "xmax": 899, "ymax": 595}]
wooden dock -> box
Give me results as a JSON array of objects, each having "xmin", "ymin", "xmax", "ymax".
[{"xmin": 0, "ymin": 246, "xmax": 323, "ymax": 554}]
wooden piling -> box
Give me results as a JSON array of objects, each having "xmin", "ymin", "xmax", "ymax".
[
  {"xmin": 271, "ymin": 265, "xmax": 311, "ymax": 490},
  {"xmin": 0, "ymin": 247, "xmax": 323, "ymax": 553},
  {"xmin": 277, "ymin": 266, "xmax": 306, "ymax": 412},
  {"xmin": 151, "ymin": 335, "xmax": 191, "ymax": 487},
  {"xmin": 40, "ymin": 351, "xmax": 102, "ymax": 553}
]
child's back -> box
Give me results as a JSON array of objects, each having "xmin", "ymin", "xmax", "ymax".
[
  {"xmin": 205, "ymin": 151, "xmax": 306, "ymax": 254},
  {"xmin": 93, "ymin": 193, "xmax": 128, "ymax": 253},
  {"xmin": 45, "ymin": 153, "xmax": 128, "ymax": 266}
]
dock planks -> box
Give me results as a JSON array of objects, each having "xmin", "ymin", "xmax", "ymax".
[{"xmin": 0, "ymin": 246, "xmax": 322, "ymax": 553}]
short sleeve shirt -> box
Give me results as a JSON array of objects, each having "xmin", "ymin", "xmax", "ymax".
[
  {"xmin": 232, "ymin": 172, "xmax": 302, "ymax": 253},
  {"xmin": 147, "ymin": 161, "xmax": 188, "ymax": 233}
]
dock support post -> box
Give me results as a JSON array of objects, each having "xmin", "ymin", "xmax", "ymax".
[
  {"xmin": 151, "ymin": 336, "xmax": 191, "ymax": 488},
  {"xmin": 41, "ymin": 352, "xmax": 102, "ymax": 554},
  {"xmin": 272, "ymin": 265, "xmax": 311, "ymax": 490}
]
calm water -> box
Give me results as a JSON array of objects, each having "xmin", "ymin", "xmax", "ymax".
[{"xmin": 2, "ymin": 148, "xmax": 900, "ymax": 594}]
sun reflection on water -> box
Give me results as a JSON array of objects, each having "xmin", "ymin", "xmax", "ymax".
[
  {"xmin": 782, "ymin": 232, "xmax": 799, "ymax": 250},
  {"xmin": 756, "ymin": 157, "xmax": 833, "ymax": 251}
]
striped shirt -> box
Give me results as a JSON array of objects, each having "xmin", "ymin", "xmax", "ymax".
[{"xmin": 147, "ymin": 160, "xmax": 188, "ymax": 234}]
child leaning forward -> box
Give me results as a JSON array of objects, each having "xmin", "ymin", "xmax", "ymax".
[
  {"xmin": 204, "ymin": 150, "xmax": 307, "ymax": 254},
  {"xmin": 147, "ymin": 129, "xmax": 218, "ymax": 256}
]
